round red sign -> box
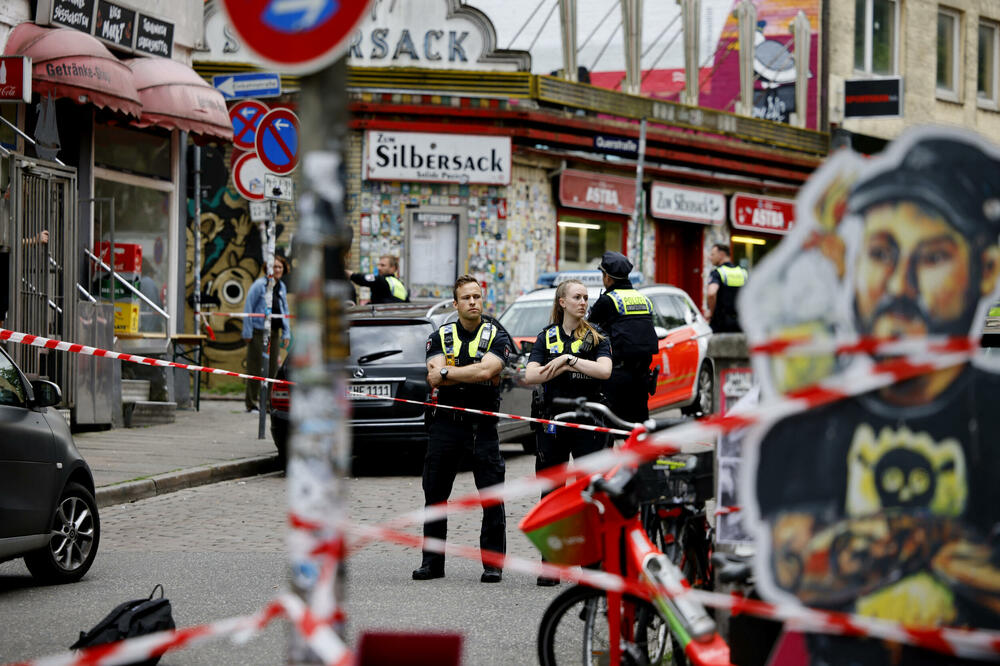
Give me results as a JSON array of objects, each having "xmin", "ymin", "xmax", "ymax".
[
  {"xmin": 220, "ymin": 0, "xmax": 371, "ymax": 74},
  {"xmin": 229, "ymin": 100, "xmax": 270, "ymax": 151},
  {"xmin": 254, "ymin": 108, "xmax": 299, "ymax": 175},
  {"xmin": 232, "ymin": 152, "xmax": 267, "ymax": 201}
]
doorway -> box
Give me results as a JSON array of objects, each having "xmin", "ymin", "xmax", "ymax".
[{"xmin": 655, "ymin": 221, "xmax": 704, "ymax": 303}]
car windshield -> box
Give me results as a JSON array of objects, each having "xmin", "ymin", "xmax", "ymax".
[
  {"xmin": 499, "ymin": 302, "xmax": 553, "ymax": 338},
  {"xmin": 348, "ymin": 321, "xmax": 432, "ymax": 365}
]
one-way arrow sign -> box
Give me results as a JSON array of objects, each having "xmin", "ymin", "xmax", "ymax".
[{"xmin": 212, "ymin": 72, "xmax": 282, "ymax": 100}]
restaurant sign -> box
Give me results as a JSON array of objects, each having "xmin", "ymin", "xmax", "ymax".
[
  {"xmin": 730, "ymin": 193, "xmax": 796, "ymax": 235},
  {"xmin": 559, "ymin": 169, "xmax": 636, "ymax": 215},
  {"xmin": 37, "ymin": 0, "xmax": 173, "ymax": 58},
  {"xmin": 364, "ymin": 130, "xmax": 511, "ymax": 185},
  {"xmin": 650, "ymin": 182, "xmax": 725, "ymax": 225}
]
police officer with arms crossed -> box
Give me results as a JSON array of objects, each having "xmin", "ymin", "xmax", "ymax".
[
  {"xmin": 413, "ymin": 275, "xmax": 512, "ymax": 583},
  {"xmin": 524, "ymin": 278, "xmax": 612, "ymax": 585},
  {"xmin": 346, "ymin": 254, "xmax": 409, "ymax": 304},
  {"xmin": 588, "ymin": 251, "xmax": 658, "ymax": 425}
]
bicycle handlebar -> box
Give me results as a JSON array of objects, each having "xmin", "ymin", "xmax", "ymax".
[{"xmin": 550, "ymin": 397, "xmax": 689, "ymax": 434}]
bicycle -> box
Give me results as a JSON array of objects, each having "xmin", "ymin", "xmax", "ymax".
[
  {"xmin": 638, "ymin": 453, "xmax": 715, "ymax": 591},
  {"xmin": 520, "ymin": 398, "xmax": 730, "ymax": 666}
]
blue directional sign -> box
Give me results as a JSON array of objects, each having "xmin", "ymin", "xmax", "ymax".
[
  {"xmin": 213, "ymin": 72, "xmax": 282, "ymax": 100},
  {"xmin": 255, "ymin": 108, "xmax": 299, "ymax": 175}
]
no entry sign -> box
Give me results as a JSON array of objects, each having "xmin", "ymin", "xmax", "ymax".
[
  {"xmin": 255, "ymin": 108, "xmax": 299, "ymax": 175},
  {"xmin": 232, "ymin": 151, "xmax": 267, "ymax": 201},
  {"xmin": 229, "ymin": 100, "xmax": 270, "ymax": 151},
  {"xmin": 220, "ymin": 0, "xmax": 372, "ymax": 74}
]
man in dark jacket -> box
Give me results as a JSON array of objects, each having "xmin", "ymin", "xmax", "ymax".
[
  {"xmin": 347, "ymin": 254, "xmax": 409, "ymax": 304},
  {"xmin": 588, "ymin": 251, "xmax": 658, "ymax": 425}
]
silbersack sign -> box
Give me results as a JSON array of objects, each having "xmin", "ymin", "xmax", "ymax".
[
  {"xmin": 363, "ymin": 130, "xmax": 512, "ymax": 185},
  {"xmin": 649, "ymin": 182, "xmax": 725, "ymax": 225}
]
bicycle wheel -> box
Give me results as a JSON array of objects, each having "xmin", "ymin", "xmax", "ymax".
[{"xmin": 538, "ymin": 585, "xmax": 682, "ymax": 666}]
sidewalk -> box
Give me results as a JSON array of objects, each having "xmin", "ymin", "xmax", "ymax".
[{"xmin": 74, "ymin": 398, "xmax": 281, "ymax": 507}]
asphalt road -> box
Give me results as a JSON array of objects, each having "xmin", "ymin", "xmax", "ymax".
[{"xmin": 0, "ymin": 450, "xmax": 562, "ymax": 665}]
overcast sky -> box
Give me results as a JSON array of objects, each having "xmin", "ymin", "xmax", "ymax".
[{"xmin": 463, "ymin": 0, "xmax": 733, "ymax": 74}]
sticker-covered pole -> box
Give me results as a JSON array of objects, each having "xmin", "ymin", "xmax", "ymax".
[
  {"xmin": 259, "ymin": 217, "xmax": 275, "ymax": 440},
  {"xmin": 287, "ymin": 55, "xmax": 352, "ymax": 664}
]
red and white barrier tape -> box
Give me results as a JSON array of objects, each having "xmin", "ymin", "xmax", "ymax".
[
  {"xmin": 750, "ymin": 333, "xmax": 977, "ymax": 357},
  {"xmin": 6, "ymin": 594, "xmax": 349, "ymax": 666},
  {"xmin": 0, "ymin": 328, "xmax": 290, "ymax": 386},
  {"xmin": 199, "ymin": 312, "xmax": 296, "ymax": 319},
  {"xmin": 348, "ymin": 520, "xmax": 1000, "ymax": 660}
]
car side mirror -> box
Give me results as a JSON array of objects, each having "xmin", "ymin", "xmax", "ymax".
[
  {"xmin": 519, "ymin": 340, "xmax": 534, "ymax": 354},
  {"xmin": 654, "ymin": 326, "xmax": 669, "ymax": 340},
  {"xmin": 30, "ymin": 379, "xmax": 61, "ymax": 408}
]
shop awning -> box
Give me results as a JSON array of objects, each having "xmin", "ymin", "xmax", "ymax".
[
  {"xmin": 3, "ymin": 23, "xmax": 141, "ymax": 118},
  {"xmin": 125, "ymin": 57, "xmax": 232, "ymax": 141}
]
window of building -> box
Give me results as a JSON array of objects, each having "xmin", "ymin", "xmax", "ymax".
[
  {"xmin": 937, "ymin": 8, "xmax": 961, "ymax": 99},
  {"xmin": 556, "ymin": 217, "xmax": 623, "ymax": 271},
  {"xmin": 979, "ymin": 20, "xmax": 999, "ymax": 106},
  {"xmin": 854, "ymin": 0, "xmax": 899, "ymax": 75},
  {"xmin": 94, "ymin": 125, "xmax": 171, "ymax": 180}
]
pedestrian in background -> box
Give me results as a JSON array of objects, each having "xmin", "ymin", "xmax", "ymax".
[
  {"xmin": 414, "ymin": 275, "xmax": 512, "ymax": 584},
  {"xmin": 588, "ymin": 251, "xmax": 658, "ymax": 426},
  {"xmin": 523, "ymin": 278, "xmax": 611, "ymax": 585},
  {"xmin": 347, "ymin": 254, "xmax": 409, "ymax": 304},
  {"xmin": 243, "ymin": 254, "xmax": 290, "ymax": 414},
  {"xmin": 704, "ymin": 243, "xmax": 747, "ymax": 333}
]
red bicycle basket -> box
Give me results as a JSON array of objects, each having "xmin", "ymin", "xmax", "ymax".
[{"xmin": 518, "ymin": 475, "xmax": 602, "ymax": 565}]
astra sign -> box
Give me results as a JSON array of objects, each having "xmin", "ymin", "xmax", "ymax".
[{"xmin": 363, "ymin": 130, "xmax": 512, "ymax": 185}]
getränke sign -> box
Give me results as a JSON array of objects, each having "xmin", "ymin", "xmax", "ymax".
[
  {"xmin": 364, "ymin": 130, "xmax": 512, "ymax": 185},
  {"xmin": 650, "ymin": 182, "xmax": 725, "ymax": 225},
  {"xmin": 730, "ymin": 193, "xmax": 796, "ymax": 235}
]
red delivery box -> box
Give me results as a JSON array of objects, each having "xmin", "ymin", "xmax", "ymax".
[{"xmin": 94, "ymin": 242, "xmax": 142, "ymax": 273}]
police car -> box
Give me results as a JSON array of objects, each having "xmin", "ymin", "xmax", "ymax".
[{"xmin": 497, "ymin": 271, "xmax": 714, "ymax": 417}]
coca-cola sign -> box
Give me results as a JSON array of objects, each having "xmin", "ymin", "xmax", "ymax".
[
  {"xmin": 559, "ymin": 169, "xmax": 636, "ymax": 215},
  {"xmin": 649, "ymin": 182, "xmax": 725, "ymax": 225},
  {"xmin": 0, "ymin": 57, "xmax": 32, "ymax": 104},
  {"xmin": 730, "ymin": 193, "xmax": 796, "ymax": 235}
]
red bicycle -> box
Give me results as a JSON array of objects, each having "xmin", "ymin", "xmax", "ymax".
[{"xmin": 520, "ymin": 399, "xmax": 731, "ymax": 666}]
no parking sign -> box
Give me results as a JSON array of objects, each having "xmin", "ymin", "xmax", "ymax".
[{"xmin": 255, "ymin": 108, "xmax": 300, "ymax": 175}]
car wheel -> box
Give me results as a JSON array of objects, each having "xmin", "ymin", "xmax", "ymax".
[
  {"xmin": 681, "ymin": 363, "xmax": 714, "ymax": 416},
  {"xmin": 24, "ymin": 482, "xmax": 100, "ymax": 584}
]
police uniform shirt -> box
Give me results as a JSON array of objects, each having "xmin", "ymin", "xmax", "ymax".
[
  {"xmin": 708, "ymin": 262, "xmax": 747, "ymax": 327},
  {"xmin": 588, "ymin": 282, "xmax": 657, "ymax": 361},
  {"xmin": 527, "ymin": 326, "xmax": 611, "ymax": 404},
  {"xmin": 349, "ymin": 272, "xmax": 409, "ymax": 303},
  {"xmin": 425, "ymin": 318, "xmax": 512, "ymax": 412}
]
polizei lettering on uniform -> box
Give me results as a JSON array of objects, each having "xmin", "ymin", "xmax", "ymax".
[{"xmin": 374, "ymin": 145, "xmax": 504, "ymax": 172}]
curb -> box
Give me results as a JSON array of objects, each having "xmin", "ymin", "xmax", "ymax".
[{"xmin": 95, "ymin": 455, "xmax": 283, "ymax": 507}]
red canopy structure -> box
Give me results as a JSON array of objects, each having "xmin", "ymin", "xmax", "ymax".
[
  {"xmin": 125, "ymin": 57, "xmax": 232, "ymax": 140},
  {"xmin": 3, "ymin": 22, "xmax": 141, "ymax": 118}
]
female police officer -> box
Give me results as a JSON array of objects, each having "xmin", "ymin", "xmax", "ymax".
[{"xmin": 524, "ymin": 279, "xmax": 612, "ymax": 585}]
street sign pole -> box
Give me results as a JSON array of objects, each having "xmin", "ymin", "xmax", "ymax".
[
  {"xmin": 258, "ymin": 216, "xmax": 276, "ymax": 440},
  {"xmin": 193, "ymin": 144, "xmax": 203, "ymax": 408},
  {"xmin": 287, "ymin": 56, "xmax": 353, "ymax": 665}
]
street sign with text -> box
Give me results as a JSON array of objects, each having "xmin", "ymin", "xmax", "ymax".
[
  {"xmin": 213, "ymin": 72, "xmax": 281, "ymax": 100},
  {"xmin": 264, "ymin": 173, "xmax": 294, "ymax": 201},
  {"xmin": 219, "ymin": 0, "xmax": 372, "ymax": 74}
]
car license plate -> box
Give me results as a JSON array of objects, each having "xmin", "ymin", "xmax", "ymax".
[{"xmin": 348, "ymin": 383, "xmax": 391, "ymax": 400}]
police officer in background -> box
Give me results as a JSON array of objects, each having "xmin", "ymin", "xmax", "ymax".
[
  {"xmin": 346, "ymin": 254, "xmax": 409, "ymax": 303},
  {"xmin": 524, "ymin": 278, "xmax": 612, "ymax": 585},
  {"xmin": 704, "ymin": 243, "xmax": 747, "ymax": 333},
  {"xmin": 588, "ymin": 251, "xmax": 658, "ymax": 425},
  {"xmin": 413, "ymin": 275, "xmax": 512, "ymax": 584}
]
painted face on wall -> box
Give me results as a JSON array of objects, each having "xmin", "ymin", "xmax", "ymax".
[{"xmin": 853, "ymin": 201, "xmax": 975, "ymax": 338}]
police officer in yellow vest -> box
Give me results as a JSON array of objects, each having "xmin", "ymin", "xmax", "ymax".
[
  {"xmin": 414, "ymin": 275, "xmax": 512, "ymax": 584},
  {"xmin": 705, "ymin": 243, "xmax": 748, "ymax": 333},
  {"xmin": 347, "ymin": 254, "xmax": 409, "ymax": 304},
  {"xmin": 588, "ymin": 251, "xmax": 659, "ymax": 425}
]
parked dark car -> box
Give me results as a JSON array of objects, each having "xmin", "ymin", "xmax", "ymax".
[
  {"xmin": 270, "ymin": 302, "xmax": 535, "ymax": 465},
  {"xmin": 0, "ymin": 346, "xmax": 100, "ymax": 583}
]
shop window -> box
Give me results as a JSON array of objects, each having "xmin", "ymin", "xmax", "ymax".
[
  {"xmin": 937, "ymin": 8, "xmax": 962, "ymax": 100},
  {"xmin": 730, "ymin": 234, "xmax": 776, "ymax": 272},
  {"xmin": 979, "ymin": 20, "xmax": 999, "ymax": 106},
  {"xmin": 94, "ymin": 177, "xmax": 172, "ymax": 335},
  {"xmin": 854, "ymin": 0, "xmax": 899, "ymax": 75},
  {"xmin": 557, "ymin": 218, "xmax": 622, "ymax": 271},
  {"xmin": 94, "ymin": 125, "xmax": 171, "ymax": 180}
]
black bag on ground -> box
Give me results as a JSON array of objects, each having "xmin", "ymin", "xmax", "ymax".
[{"xmin": 70, "ymin": 584, "xmax": 176, "ymax": 665}]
